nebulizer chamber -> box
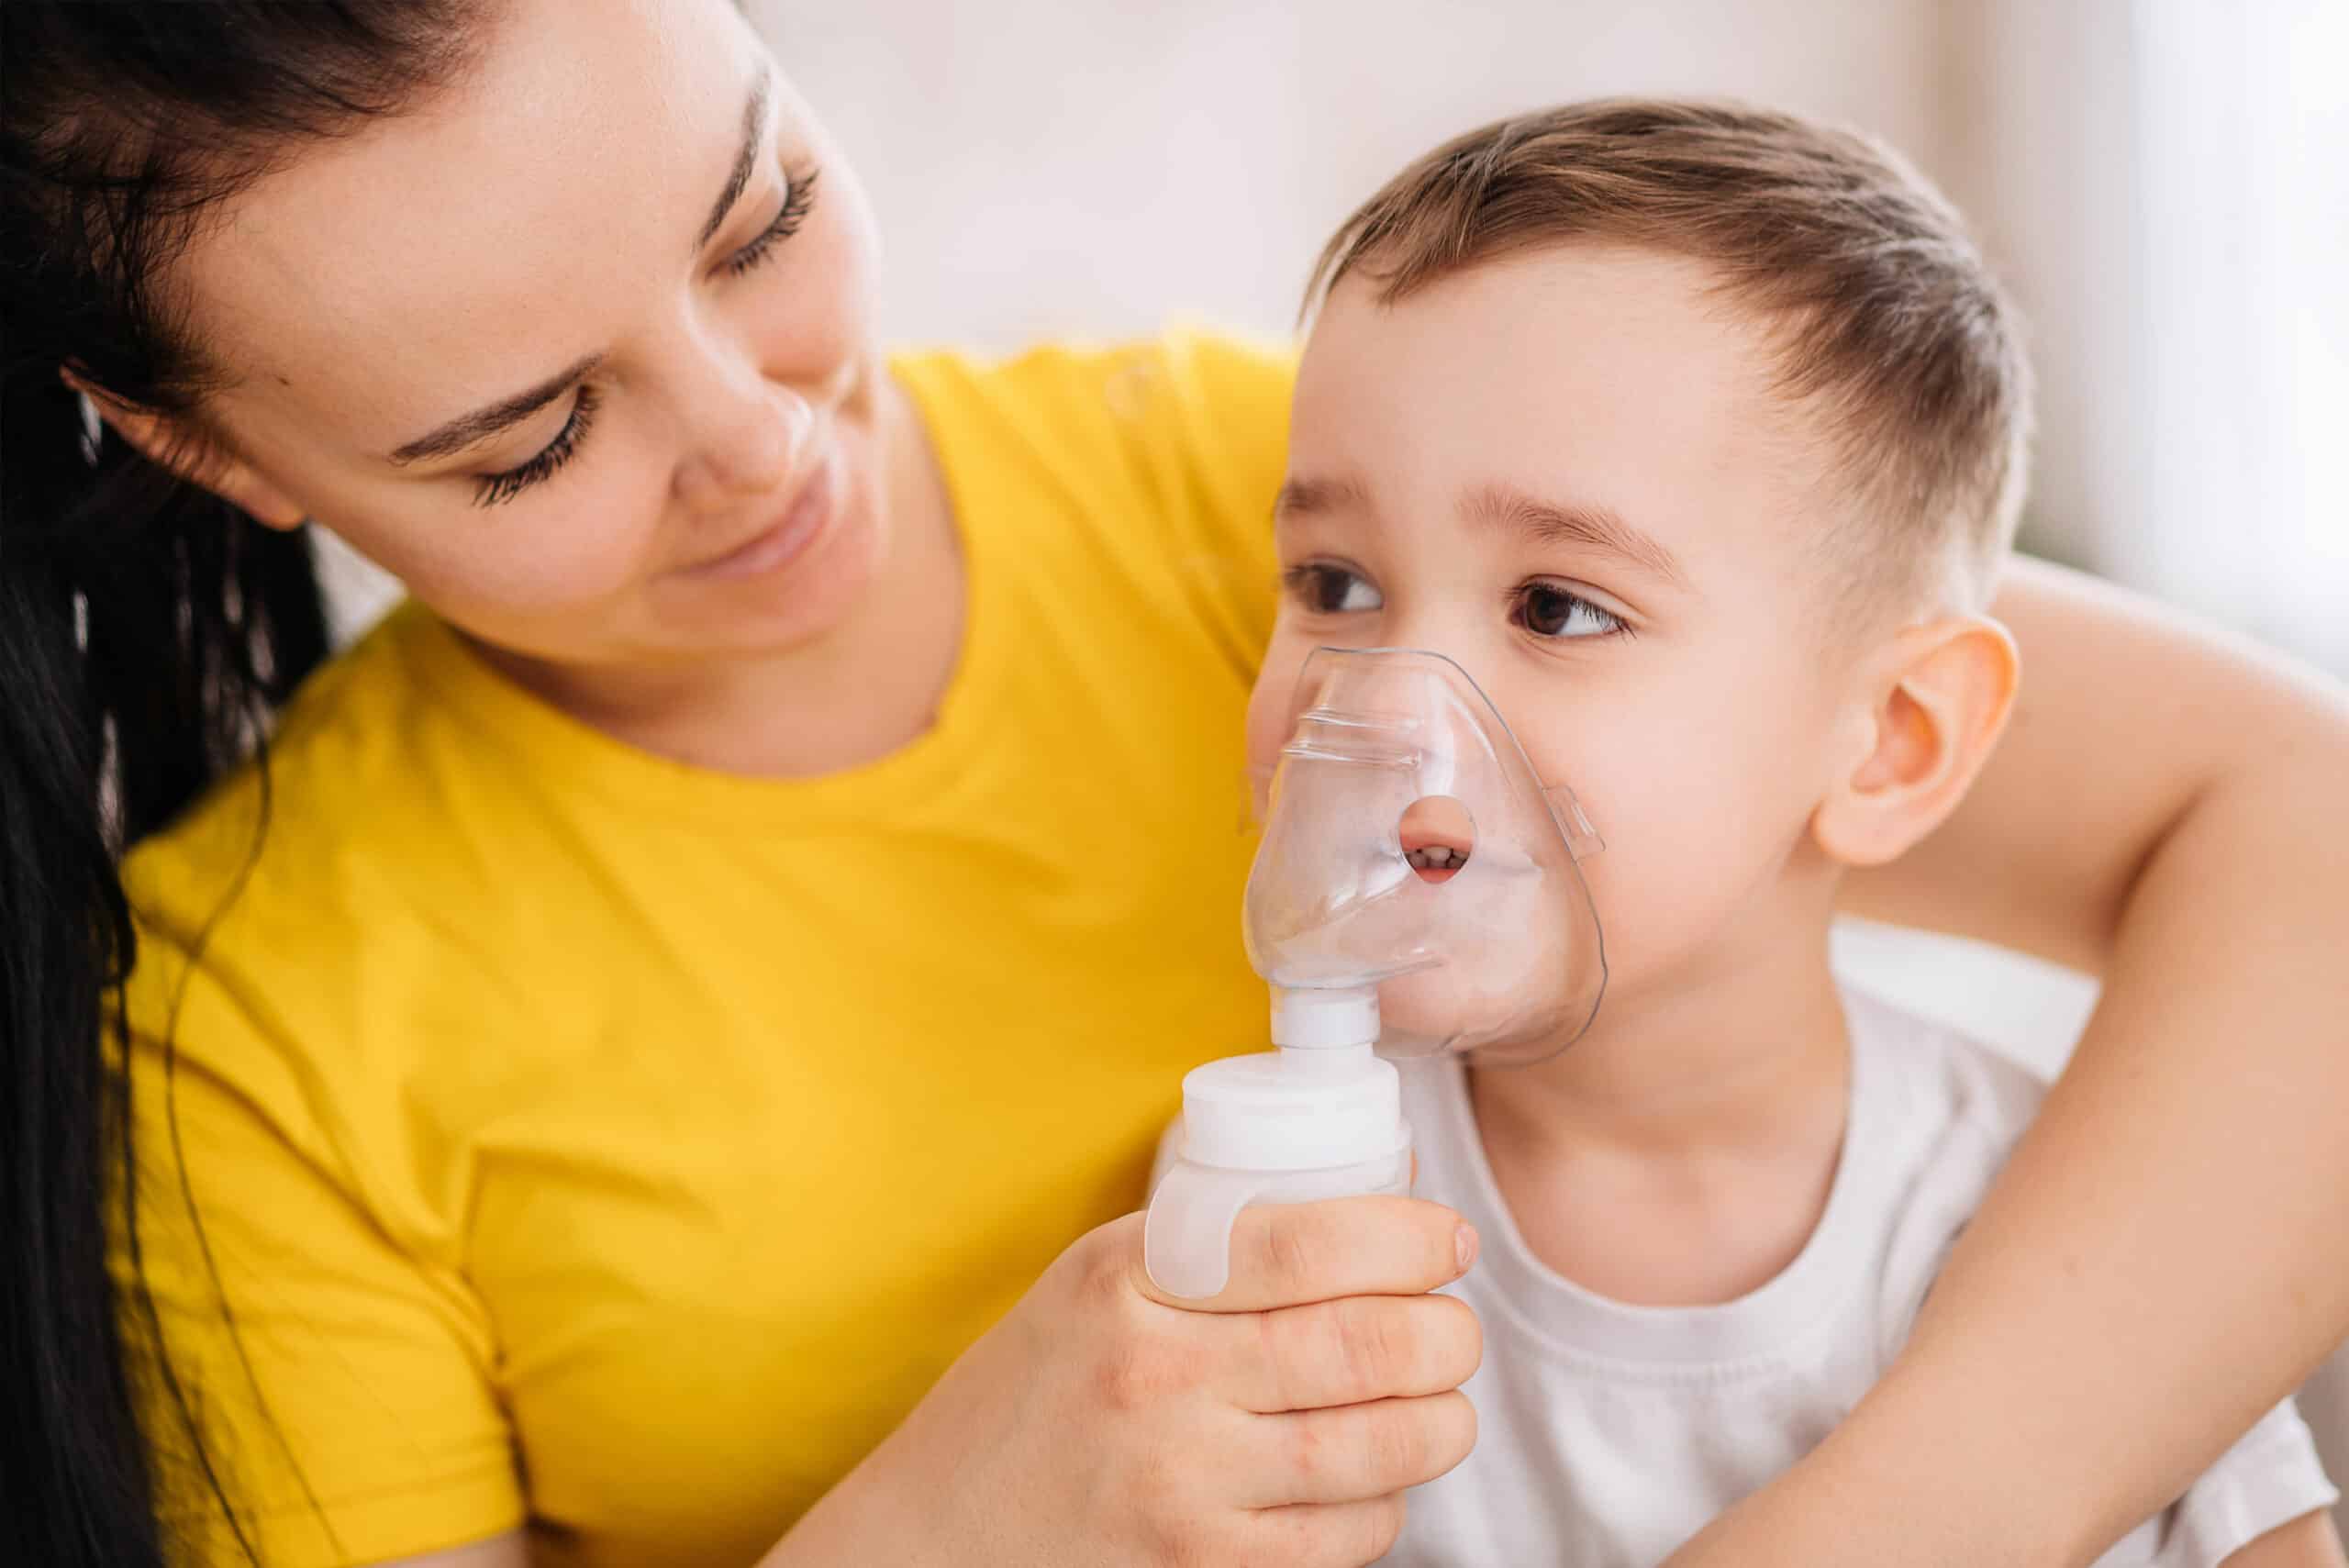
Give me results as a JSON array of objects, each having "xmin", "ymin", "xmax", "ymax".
[{"xmin": 1143, "ymin": 648, "xmax": 1607, "ymax": 1298}]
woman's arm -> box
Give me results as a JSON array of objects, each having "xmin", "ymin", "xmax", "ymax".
[
  {"xmin": 2220, "ymin": 1511, "xmax": 2349, "ymax": 1568},
  {"xmin": 1668, "ymin": 557, "xmax": 2349, "ymax": 1566}
]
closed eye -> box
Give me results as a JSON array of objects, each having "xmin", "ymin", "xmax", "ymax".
[
  {"xmin": 473, "ymin": 384, "xmax": 600, "ymax": 507},
  {"xmin": 725, "ymin": 165, "xmax": 819, "ymax": 278},
  {"xmin": 1283, "ymin": 562, "xmax": 1384, "ymax": 616}
]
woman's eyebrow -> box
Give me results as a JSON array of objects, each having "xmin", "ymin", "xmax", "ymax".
[
  {"xmin": 696, "ymin": 68, "xmax": 774, "ymax": 252},
  {"xmin": 387, "ymin": 350, "xmax": 604, "ymax": 466},
  {"xmin": 384, "ymin": 71, "xmax": 775, "ymax": 468}
]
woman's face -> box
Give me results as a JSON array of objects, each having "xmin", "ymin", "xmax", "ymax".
[{"xmin": 170, "ymin": 0, "xmax": 890, "ymax": 672}]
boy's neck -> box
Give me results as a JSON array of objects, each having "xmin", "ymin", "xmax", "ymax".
[
  {"xmin": 1478, "ymin": 920, "xmax": 1848, "ymax": 1157},
  {"xmin": 1466, "ymin": 890, "xmax": 1853, "ymax": 1307}
]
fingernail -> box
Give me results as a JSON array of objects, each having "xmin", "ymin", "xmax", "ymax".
[{"xmin": 1454, "ymin": 1223, "xmax": 1479, "ymax": 1274}]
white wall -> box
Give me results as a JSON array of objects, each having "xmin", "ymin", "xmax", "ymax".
[{"xmin": 754, "ymin": 0, "xmax": 1964, "ymax": 350}]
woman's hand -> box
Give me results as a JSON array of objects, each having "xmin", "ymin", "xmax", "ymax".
[{"xmin": 770, "ymin": 1197, "xmax": 1481, "ymax": 1568}]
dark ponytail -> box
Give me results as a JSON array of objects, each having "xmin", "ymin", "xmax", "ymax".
[{"xmin": 2, "ymin": 6, "xmax": 473, "ymax": 1562}]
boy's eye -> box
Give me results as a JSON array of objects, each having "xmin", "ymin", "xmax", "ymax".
[
  {"xmin": 1283, "ymin": 563, "xmax": 1384, "ymax": 616},
  {"xmin": 1514, "ymin": 582, "xmax": 1628, "ymax": 639}
]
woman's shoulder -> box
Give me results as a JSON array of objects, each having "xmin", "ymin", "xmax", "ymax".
[
  {"xmin": 893, "ymin": 326, "xmax": 1295, "ymax": 527},
  {"xmin": 120, "ymin": 601, "xmax": 523, "ymax": 958},
  {"xmin": 893, "ymin": 326, "xmax": 1297, "ymax": 668},
  {"xmin": 893, "ymin": 324, "xmax": 1296, "ymax": 430},
  {"xmin": 117, "ymin": 600, "xmax": 607, "ymax": 1213}
]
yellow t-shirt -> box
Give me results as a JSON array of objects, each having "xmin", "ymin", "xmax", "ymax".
[{"xmin": 116, "ymin": 330, "xmax": 1293, "ymax": 1567}]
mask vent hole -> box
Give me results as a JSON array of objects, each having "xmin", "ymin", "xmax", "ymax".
[{"xmin": 1398, "ymin": 795, "xmax": 1475, "ymax": 884}]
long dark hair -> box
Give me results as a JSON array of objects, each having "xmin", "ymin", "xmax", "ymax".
[{"xmin": 2, "ymin": 6, "xmax": 473, "ymax": 1562}]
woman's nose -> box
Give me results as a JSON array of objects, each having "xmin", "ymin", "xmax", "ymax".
[{"xmin": 672, "ymin": 371, "xmax": 810, "ymax": 513}]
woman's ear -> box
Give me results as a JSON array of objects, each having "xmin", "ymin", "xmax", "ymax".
[
  {"xmin": 1813, "ymin": 615, "xmax": 2021, "ymax": 868},
  {"xmin": 62, "ymin": 368, "xmax": 307, "ymax": 529}
]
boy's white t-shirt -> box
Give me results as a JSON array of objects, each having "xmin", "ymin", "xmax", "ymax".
[{"xmin": 1387, "ymin": 985, "xmax": 2336, "ymax": 1568}]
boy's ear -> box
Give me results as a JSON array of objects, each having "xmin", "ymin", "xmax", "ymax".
[
  {"xmin": 1813, "ymin": 615, "xmax": 2020, "ymax": 868},
  {"xmin": 61, "ymin": 368, "xmax": 307, "ymax": 530}
]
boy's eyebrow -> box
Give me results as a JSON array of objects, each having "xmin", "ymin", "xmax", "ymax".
[
  {"xmin": 1274, "ymin": 474, "xmax": 1367, "ymax": 517},
  {"xmin": 1464, "ymin": 483, "xmax": 1689, "ymax": 589}
]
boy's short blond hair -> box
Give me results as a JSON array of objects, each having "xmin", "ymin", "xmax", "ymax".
[{"xmin": 1311, "ymin": 99, "xmax": 2033, "ymax": 613}]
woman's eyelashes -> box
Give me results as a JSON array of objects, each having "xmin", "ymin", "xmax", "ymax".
[
  {"xmin": 1282, "ymin": 562, "xmax": 1383, "ymax": 616},
  {"xmin": 474, "ymin": 385, "xmax": 600, "ymax": 507},
  {"xmin": 1512, "ymin": 579, "xmax": 1631, "ymax": 639},
  {"xmin": 469, "ymin": 165, "xmax": 823, "ymax": 506},
  {"xmin": 725, "ymin": 165, "xmax": 819, "ymax": 279}
]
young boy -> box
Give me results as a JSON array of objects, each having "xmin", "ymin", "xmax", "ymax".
[{"xmin": 1250, "ymin": 101, "xmax": 2343, "ymax": 1566}]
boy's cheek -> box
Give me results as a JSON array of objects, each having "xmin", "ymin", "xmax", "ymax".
[
  {"xmin": 1242, "ymin": 648, "xmax": 1305, "ymax": 780},
  {"xmin": 1573, "ymin": 794, "xmax": 1768, "ymax": 990},
  {"xmin": 1553, "ymin": 705, "xmax": 1791, "ymax": 921}
]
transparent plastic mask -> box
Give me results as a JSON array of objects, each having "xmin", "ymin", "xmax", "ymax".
[{"xmin": 1244, "ymin": 647, "xmax": 1607, "ymax": 1067}]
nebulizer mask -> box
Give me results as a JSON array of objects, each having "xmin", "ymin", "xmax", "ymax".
[{"xmin": 1143, "ymin": 648, "xmax": 1608, "ymax": 1297}]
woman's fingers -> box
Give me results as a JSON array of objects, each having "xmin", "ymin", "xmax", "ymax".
[
  {"xmin": 1246, "ymin": 1496, "xmax": 1412, "ymax": 1568},
  {"xmin": 1230, "ymin": 1290, "xmax": 1483, "ymax": 1413},
  {"xmin": 1134, "ymin": 1195, "xmax": 1475, "ymax": 1313},
  {"xmin": 857, "ymin": 1210, "xmax": 1482, "ymax": 1564},
  {"xmin": 1239, "ymin": 1390, "xmax": 1480, "ymax": 1507}
]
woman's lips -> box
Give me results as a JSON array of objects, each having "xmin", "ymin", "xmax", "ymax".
[{"xmin": 681, "ymin": 450, "xmax": 838, "ymax": 582}]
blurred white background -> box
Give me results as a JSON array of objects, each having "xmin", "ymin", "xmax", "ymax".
[
  {"xmin": 754, "ymin": 0, "xmax": 2346, "ymax": 671},
  {"xmin": 743, "ymin": 0, "xmax": 2349, "ymax": 1509}
]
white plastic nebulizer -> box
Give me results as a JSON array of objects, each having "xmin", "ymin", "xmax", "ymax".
[{"xmin": 1142, "ymin": 648, "xmax": 1608, "ymax": 1298}]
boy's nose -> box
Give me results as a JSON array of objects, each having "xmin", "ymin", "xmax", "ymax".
[{"xmin": 1373, "ymin": 612, "xmax": 1495, "ymax": 672}]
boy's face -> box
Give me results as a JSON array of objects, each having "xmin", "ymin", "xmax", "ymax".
[{"xmin": 1255, "ymin": 245, "xmax": 1875, "ymax": 1006}]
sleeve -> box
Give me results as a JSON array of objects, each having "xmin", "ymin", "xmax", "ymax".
[
  {"xmin": 1150, "ymin": 324, "xmax": 1298, "ymax": 680},
  {"xmin": 114, "ymin": 927, "xmax": 523, "ymax": 1567},
  {"xmin": 2151, "ymin": 1398, "xmax": 2339, "ymax": 1566}
]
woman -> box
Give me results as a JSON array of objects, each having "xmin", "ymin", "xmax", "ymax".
[{"xmin": 6, "ymin": 4, "xmax": 2347, "ymax": 1566}]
